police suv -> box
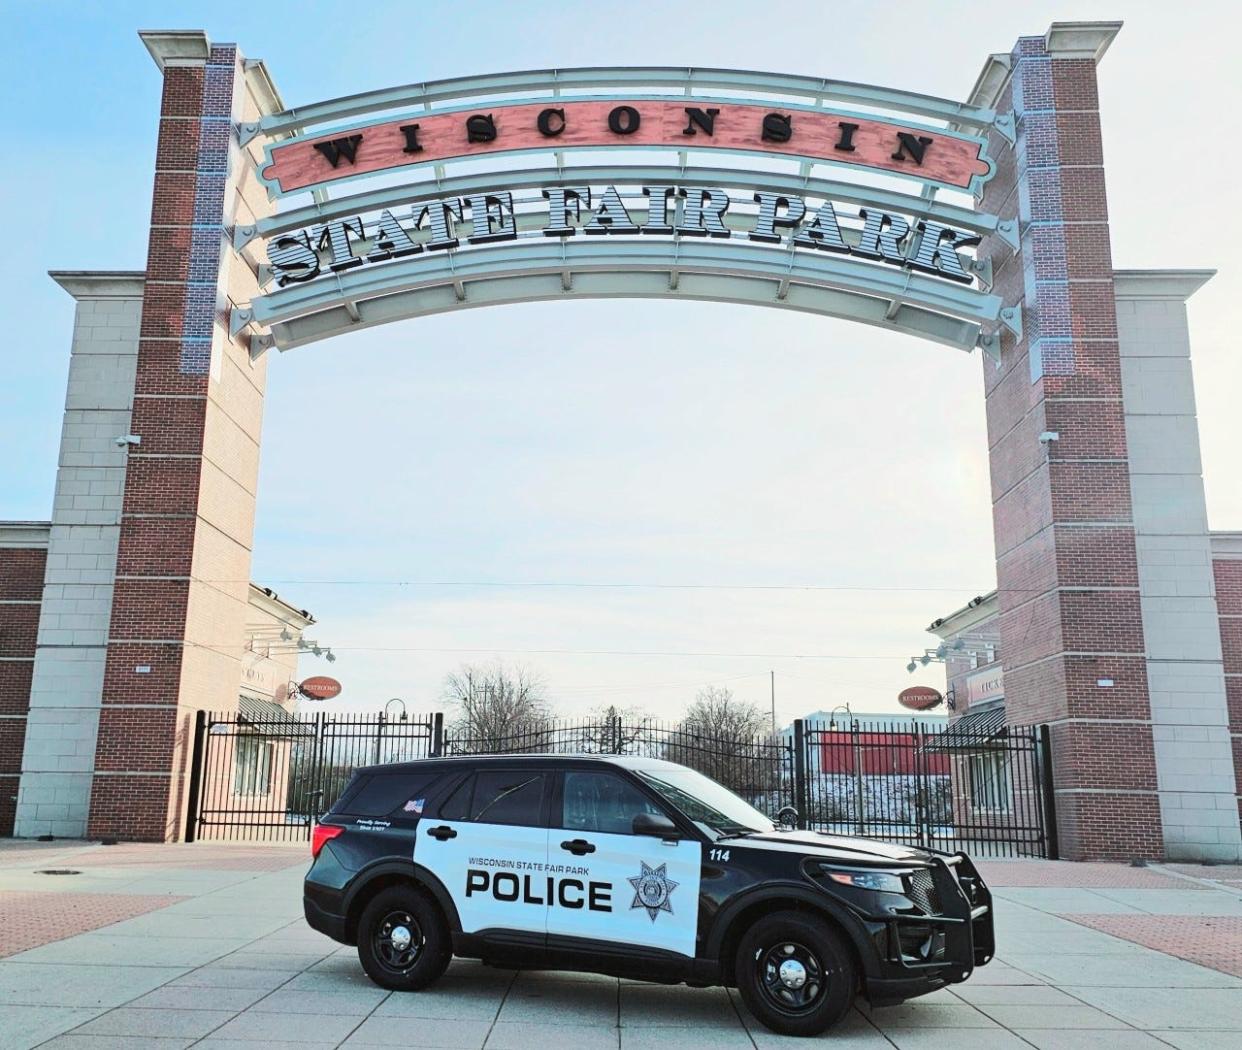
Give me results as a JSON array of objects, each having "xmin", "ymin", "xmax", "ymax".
[{"xmin": 304, "ymin": 754, "xmax": 994, "ymax": 1037}]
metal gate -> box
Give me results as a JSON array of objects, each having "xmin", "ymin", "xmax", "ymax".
[
  {"xmin": 800, "ymin": 719, "xmax": 1054, "ymax": 858},
  {"xmin": 187, "ymin": 710, "xmax": 1054, "ymax": 857},
  {"xmin": 186, "ymin": 709, "xmax": 442, "ymax": 841}
]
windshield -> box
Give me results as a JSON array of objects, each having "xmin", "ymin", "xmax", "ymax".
[{"xmin": 635, "ymin": 768, "xmax": 774, "ymax": 839}]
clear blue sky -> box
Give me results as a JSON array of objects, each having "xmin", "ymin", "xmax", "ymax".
[{"xmin": 2, "ymin": 1, "xmax": 1238, "ymax": 721}]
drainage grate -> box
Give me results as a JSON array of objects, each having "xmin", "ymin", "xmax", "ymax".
[{"xmin": 35, "ymin": 869, "xmax": 81, "ymax": 876}]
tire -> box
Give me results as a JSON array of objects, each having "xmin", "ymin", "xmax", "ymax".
[
  {"xmin": 356, "ymin": 885, "xmax": 451, "ymax": 991},
  {"xmin": 734, "ymin": 910, "xmax": 856, "ymax": 1037}
]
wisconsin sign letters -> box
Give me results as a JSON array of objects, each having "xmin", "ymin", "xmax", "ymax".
[{"xmin": 266, "ymin": 185, "xmax": 982, "ymax": 289}]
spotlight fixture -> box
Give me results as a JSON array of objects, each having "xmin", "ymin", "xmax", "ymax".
[
  {"xmin": 906, "ymin": 661, "xmax": 917, "ymax": 673},
  {"xmin": 280, "ymin": 628, "xmax": 291, "ymax": 641}
]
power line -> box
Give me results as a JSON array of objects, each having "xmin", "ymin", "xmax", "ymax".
[
  {"xmin": 190, "ymin": 578, "xmax": 992, "ymax": 594},
  {"xmin": 0, "ymin": 642, "xmax": 914, "ymax": 661}
]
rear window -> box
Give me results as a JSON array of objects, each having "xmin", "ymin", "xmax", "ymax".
[{"xmin": 335, "ymin": 772, "xmax": 441, "ymax": 817}]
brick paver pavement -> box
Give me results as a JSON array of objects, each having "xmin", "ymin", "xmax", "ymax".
[
  {"xmin": 1065, "ymin": 914, "xmax": 1242, "ymax": 978},
  {"xmin": 0, "ymin": 890, "xmax": 186, "ymax": 958}
]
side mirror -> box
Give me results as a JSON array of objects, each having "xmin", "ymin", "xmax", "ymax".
[{"xmin": 632, "ymin": 811, "xmax": 680, "ymax": 840}]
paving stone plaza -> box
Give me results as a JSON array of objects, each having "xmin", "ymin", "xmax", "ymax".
[{"xmin": 1, "ymin": 842, "xmax": 1240, "ymax": 1048}]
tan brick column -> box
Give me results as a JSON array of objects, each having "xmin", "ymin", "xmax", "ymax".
[
  {"xmin": 86, "ymin": 32, "xmax": 280, "ymax": 841},
  {"xmin": 973, "ymin": 23, "xmax": 1164, "ymax": 860}
]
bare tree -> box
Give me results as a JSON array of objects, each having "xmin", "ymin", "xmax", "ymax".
[
  {"xmin": 577, "ymin": 703, "xmax": 651, "ymax": 755},
  {"xmin": 442, "ymin": 661, "xmax": 551, "ymax": 753},
  {"xmin": 679, "ymin": 686, "xmax": 769, "ymax": 740},
  {"xmin": 664, "ymin": 686, "xmax": 783, "ymax": 801}
]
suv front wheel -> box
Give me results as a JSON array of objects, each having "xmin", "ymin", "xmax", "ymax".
[
  {"xmin": 735, "ymin": 911, "xmax": 856, "ymax": 1036},
  {"xmin": 357, "ymin": 885, "xmax": 451, "ymax": 991}
]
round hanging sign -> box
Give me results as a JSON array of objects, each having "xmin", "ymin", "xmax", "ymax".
[
  {"xmin": 898, "ymin": 685, "xmax": 943, "ymax": 711},
  {"xmin": 299, "ymin": 676, "xmax": 342, "ymax": 701}
]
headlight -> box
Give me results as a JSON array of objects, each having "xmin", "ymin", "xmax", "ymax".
[{"xmin": 812, "ymin": 866, "xmax": 907, "ymax": 894}]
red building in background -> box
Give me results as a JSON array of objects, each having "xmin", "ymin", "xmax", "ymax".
[{"xmin": 818, "ymin": 731, "xmax": 950, "ymax": 776}]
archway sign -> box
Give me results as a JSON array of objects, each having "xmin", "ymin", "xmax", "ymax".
[
  {"xmin": 229, "ymin": 67, "xmax": 1022, "ymax": 355},
  {"xmin": 16, "ymin": 23, "xmax": 1241, "ymax": 869}
]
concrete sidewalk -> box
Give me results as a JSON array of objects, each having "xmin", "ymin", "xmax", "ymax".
[{"xmin": 1, "ymin": 842, "xmax": 1241, "ymax": 1048}]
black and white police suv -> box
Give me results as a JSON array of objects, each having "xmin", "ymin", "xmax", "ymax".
[{"xmin": 304, "ymin": 754, "xmax": 994, "ymax": 1037}]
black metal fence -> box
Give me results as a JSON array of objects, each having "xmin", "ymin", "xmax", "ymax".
[
  {"xmin": 187, "ymin": 710, "xmax": 443, "ymax": 842},
  {"xmin": 798, "ymin": 719, "xmax": 1053, "ymax": 859},
  {"xmin": 187, "ymin": 711, "xmax": 1054, "ymax": 857}
]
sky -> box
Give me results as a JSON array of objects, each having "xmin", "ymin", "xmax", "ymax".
[{"xmin": 2, "ymin": 1, "xmax": 1239, "ymax": 726}]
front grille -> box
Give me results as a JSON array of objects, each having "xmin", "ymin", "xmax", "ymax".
[{"xmin": 907, "ymin": 869, "xmax": 941, "ymax": 915}]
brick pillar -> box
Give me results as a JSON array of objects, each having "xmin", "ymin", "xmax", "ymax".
[
  {"xmin": 85, "ymin": 33, "xmax": 278, "ymax": 841},
  {"xmin": 974, "ymin": 23, "xmax": 1164, "ymax": 860},
  {"xmin": 1214, "ymin": 539, "xmax": 1242, "ymax": 830},
  {"xmin": 1, "ymin": 527, "xmax": 48, "ymax": 835}
]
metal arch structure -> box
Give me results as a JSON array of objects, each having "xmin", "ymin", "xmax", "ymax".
[
  {"xmin": 232, "ymin": 65, "xmax": 1021, "ymax": 359},
  {"xmin": 237, "ymin": 65, "xmax": 1014, "ymax": 145},
  {"xmin": 239, "ymin": 239, "xmax": 1009, "ymax": 353}
]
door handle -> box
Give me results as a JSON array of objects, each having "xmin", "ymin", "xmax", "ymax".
[
  {"xmin": 560, "ymin": 838, "xmax": 596, "ymax": 856},
  {"xmin": 427, "ymin": 825, "xmax": 457, "ymax": 841}
]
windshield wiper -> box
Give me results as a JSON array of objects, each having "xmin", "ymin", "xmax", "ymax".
[{"xmin": 714, "ymin": 827, "xmax": 766, "ymax": 841}]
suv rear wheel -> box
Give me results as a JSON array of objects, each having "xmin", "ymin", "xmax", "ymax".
[
  {"xmin": 357, "ymin": 886, "xmax": 451, "ymax": 991},
  {"xmin": 735, "ymin": 910, "xmax": 855, "ymax": 1036}
]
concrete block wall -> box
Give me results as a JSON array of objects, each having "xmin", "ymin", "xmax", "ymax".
[
  {"xmin": 13, "ymin": 275, "xmax": 142, "ymax": 838},
  {"xmin": 1115, "ymin": 271, "xmax": 1241, "ymax": 861}
]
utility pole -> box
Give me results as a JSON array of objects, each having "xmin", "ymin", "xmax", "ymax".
[{"xmin": 770, "ymin": 670, "xmax": 776, "ymax": 735}]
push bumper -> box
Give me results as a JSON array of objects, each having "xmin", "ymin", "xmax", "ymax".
[{"xmin": 863, "ymin": 851, "xmax": 995, "ymax": 1006}]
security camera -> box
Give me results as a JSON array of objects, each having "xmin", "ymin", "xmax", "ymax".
[
  {"xmin": 114, "ymin": 434, "xmax": 141, "ymax": 447},
  {"xmin": 1038, "ymin": 431, "xmax": 1060, "ymax": 444}
]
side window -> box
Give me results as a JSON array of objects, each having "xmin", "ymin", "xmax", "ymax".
[
  {"xmin": 437, "ymin": 775, "xmax": 473, "ymax": 821},
  {"xmin": 562, "ymin": 771, "xmax": 664, "ymax": 835},
  {"xmin": 337, "ymin": 772, "xmax": 440, "ymax": 817},
  {"xmin": 468, "ymin": 771, "xmax": 546, "ymax": 827}
]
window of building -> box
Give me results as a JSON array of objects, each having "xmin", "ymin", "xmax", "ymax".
[
  {"xmin": 968, "ymin": 752, "xmax": 1010, "ymax": 812},
  {"xmin": 562, "ymin": 771, "xmax": 664, "ymax": 834},
  {"xmin": 234, "ymin": 735, "xmax": 273, "ymax": 796}
]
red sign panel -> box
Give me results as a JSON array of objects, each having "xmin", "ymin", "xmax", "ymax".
[
  {"xmin": 299, "ymin": 676, "xmax": 342, "ymax": 701},
  {"xmin": 261, "ymin": 100, "xmax": 992, "ymax": 196},
  {"xmin": 898, "ymin": 685, "xmax": 943, "ymax": 711}
]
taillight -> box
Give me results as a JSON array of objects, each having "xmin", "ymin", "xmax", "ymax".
[{"xmin": 311, "ymin": 823, "xmax": 344, "ymax": 858}]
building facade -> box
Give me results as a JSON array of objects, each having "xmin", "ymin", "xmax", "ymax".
[
  {"xmin": 0, "ymin": 506, "xmax": 312, "ymax": 838},
  {"xmin": 1, "ymin": 22, "xmax": 1238, "ymax": 861},
  {"xmin": 929, "ymin": 529, "xmax": 1242, "ymax": 861}
]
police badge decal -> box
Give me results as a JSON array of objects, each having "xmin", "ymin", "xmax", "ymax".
[{"xmin": 627, "ymin": 861, "xmax": 679, "ymax": 921}]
